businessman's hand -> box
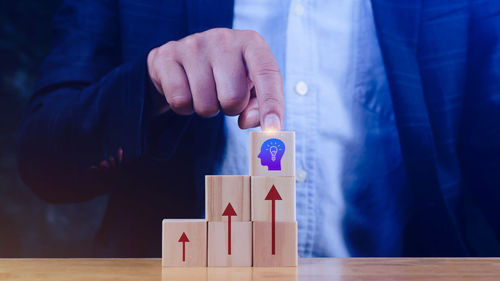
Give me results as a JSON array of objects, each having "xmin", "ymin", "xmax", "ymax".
[{"xmin": 147, "ymin": 28, "xmax": 283, "ymax": 130}]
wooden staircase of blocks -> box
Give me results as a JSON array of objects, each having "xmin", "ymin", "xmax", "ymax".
[{"xmin": 162, "ymin": 131, "xmax": 297, "ymax": 267}]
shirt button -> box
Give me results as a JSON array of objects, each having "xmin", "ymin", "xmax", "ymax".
[
  {"xmin": 295, "ymin": 4, "xmax": 305, "ymax": 16},
  {"xmin": 295, "ymin": 81, "xmax": 308, "ymax": 96},
  {"xmin": 296, "ymin": 169, "xmax": 307, "ymax": 182}
]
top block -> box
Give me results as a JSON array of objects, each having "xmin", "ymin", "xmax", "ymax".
[{"xmin": 250, "ymin": 131, "xmax": 295, "ymax": 177}]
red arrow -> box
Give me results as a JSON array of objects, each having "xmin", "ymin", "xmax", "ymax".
[
  {"xmin": 222, "ymin": 203, "xmax": 237, "ymax": 255},
  {"xmin": 265, "ymin": 185, "xmax": 282, "ymax": 255},
  {"xmin": 178, "ymin": 232, "xmax": 190, "ymax": 262}
]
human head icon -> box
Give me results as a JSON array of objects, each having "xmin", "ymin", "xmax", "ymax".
[{"xmin": 258, "ymin": 138, "xmax": 285, "ymax": 171}]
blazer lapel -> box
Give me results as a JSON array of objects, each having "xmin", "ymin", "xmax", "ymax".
[{"xmin": 370, "ymin": 0, "xmax": 468, "ymax": 255}]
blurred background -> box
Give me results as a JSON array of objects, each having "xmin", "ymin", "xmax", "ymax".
[{"xmin": 0, "ymin": 0, "xmax": 107, "ymax": 257}]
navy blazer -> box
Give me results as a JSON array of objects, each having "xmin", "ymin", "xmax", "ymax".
[{"xmin": 19, "ymin": 0, "xmax": 500, "ymax": 257}]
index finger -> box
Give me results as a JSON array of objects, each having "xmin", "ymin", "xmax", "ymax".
[{"xmin": 241, "ymin": 31, "xmax": 284, "ymax": 131}]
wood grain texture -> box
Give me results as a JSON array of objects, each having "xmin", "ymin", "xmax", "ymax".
[
  {"xmin": 2, "ymin": 258, "xmax": 500, "ymax": 280},
  {"xmin": 253, "ymin": 221, "xmax": 298, "ymax": 267},
  {"xmin": 162, "ymin": 219, "xmax": 207, "ymax": 267},
  {"xmin": 207, "ymin": 267, "xmax": 253, "ymax": 280},
  {"xmin": 251, "ymin": 176, "xmax": 296, "ymax": 222},
  {"xmin": 207, "ymin": 222, "xmax": 252, "ymax": 267},
  {"xmin": 249, "ymin": 131, "xmax": 295, "ymax": 177},
  {"xmin": 205, "ymin": 176, "xmax": 251, "ymax": 222}
]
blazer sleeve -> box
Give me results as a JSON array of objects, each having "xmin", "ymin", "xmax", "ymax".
[
  {"xmin": 459, "ymin": 1, "xmax": 500, "ymax": 237},
  {"xmin": 18, "ymin": 0, "xmax": 191, "ymax": 203}
]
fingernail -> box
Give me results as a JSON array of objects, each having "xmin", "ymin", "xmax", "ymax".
[{"xmin": 263, "ymin": 113, "xmax": 281, "ymax": 131}]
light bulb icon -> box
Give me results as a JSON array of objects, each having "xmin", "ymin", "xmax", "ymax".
[
  {"xmin": 258, "ymin": 138, "xmax": 285, "ymax": 171},
  {"xmin": 269, "ymin": 146, "xmax": 278, "ymax": 161}
]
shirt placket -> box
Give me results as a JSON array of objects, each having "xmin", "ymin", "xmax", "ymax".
[{"xmin": 285, "ymin": 0, "xmax": 318, "ymax": 257}]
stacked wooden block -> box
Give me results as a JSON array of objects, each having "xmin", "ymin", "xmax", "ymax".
[
  {"xmin": 206, "ymin": 175, "xmax": 252, "ymax": 266},
  {"xmin": 162, "ymin": 131, "xmax": 297, "ymax": 267}
]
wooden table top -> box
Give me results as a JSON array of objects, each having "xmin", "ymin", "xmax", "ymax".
[{"xmin": 1, "ymin": 258, "xmax": 499, "ymax": 280}]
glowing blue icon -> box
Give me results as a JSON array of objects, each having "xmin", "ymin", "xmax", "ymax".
[{"xmin": 258, "ymin": 138, "xmax": 285, "ymax": 171}]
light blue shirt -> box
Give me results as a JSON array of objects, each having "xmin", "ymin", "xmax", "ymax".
[{"xmin": 220, "ymin": 0, "xmax": 394, "ymax": 257}]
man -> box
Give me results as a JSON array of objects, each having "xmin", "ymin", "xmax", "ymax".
[{"xmin": 19, "ymin": 0, "xmax": 500, "ymax": 257}]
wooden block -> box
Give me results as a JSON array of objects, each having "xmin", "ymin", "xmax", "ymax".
[
  {"xmin": 207, "ymin": 221, "xmax": 252, "ymax": 266},
  {"xmin": 251, "ymin": 176, "xmax": 296, "ymax": 222},
  {"xmin": 205, "ymin": 175, "xmax": 251, "ymax": 222},
  {"xmin": 253, "ymin": 221, "xmax": 298, "ymax": 267},
  {"xmin": 162, "ymin": 267, "xmax": 208, "ymax": 280},
  {"xmin": 250, "ymin": 131, "xmax": 295, "ymax": 177},
  {"xmin": 162, "ymin": 219, "xmax": 207, "ymax": 267},
  {"xmin": 207, "ymin": 267, "xmax": 252, "ymax": 281}
]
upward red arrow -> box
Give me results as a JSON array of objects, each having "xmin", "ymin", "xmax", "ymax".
[
  {"xmin": 178, "ymin": 232, "xmax": 190, "ymax": 262},
  {"xmin": 222, "ymin": 203, "xmax": 237, "ymax": 255},
  {"xmin": 265, "ymin": 185, "xmax": 282, "ymax": 255}
]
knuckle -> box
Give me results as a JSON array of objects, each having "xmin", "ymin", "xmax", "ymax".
[
  {"xmin": 244, "ymin": 29, "xmax": 265, "ymax": 43},
  {"xmin": 195, "ymin": 105, "xmax": 220, "ymax": 118},
  {"xmin": 167, "ymin": 94, "xmax": 191, "ymax": 110},
  {"xmin": 254, "ymin": 64, "xmax": 281, "ymax": 79},
  {"xmin": 207, "ymin": 28, "xmax": 233, "ymax": 55},
  {"xmin": 208, "ymin": 28, "xmax": 230, "ymax": 43},
  {"xmin": 218, "ymin": 94, "xmax": 244, "ymax": 110},
  {"xmin": 261, "ymin": 95, "xmax": 282, "ymax": 106},
  {"xmin": 181, "ymin": 34, "xmax": 202, "ymax": 52},
  {"xmin": 158, "ymin": 41, "xmax": 178, "ymax": 60},
  {"xmin": 148, "ymin": 47, "xmax": 159, "ymax": 61}
]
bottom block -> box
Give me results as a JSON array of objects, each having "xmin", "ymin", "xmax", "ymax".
[
  {"xmin": 208, "ymin": 221, "xmax": 252, "ymax": 266},
  {"xmin": 207, "ymin": 267, "xmax": 253, "ymax": 280},
  {"xmin": 162, "ymin": 219, "xmax": 207, "ymax": 267},
  {"xmin": 253, "ymin": 221, "xmax": 297, "ymax": 267}
]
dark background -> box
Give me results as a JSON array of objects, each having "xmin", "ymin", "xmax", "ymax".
[{"xmin": 0, "ymin": 0, "xmax": 107, "ymax": 257}]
